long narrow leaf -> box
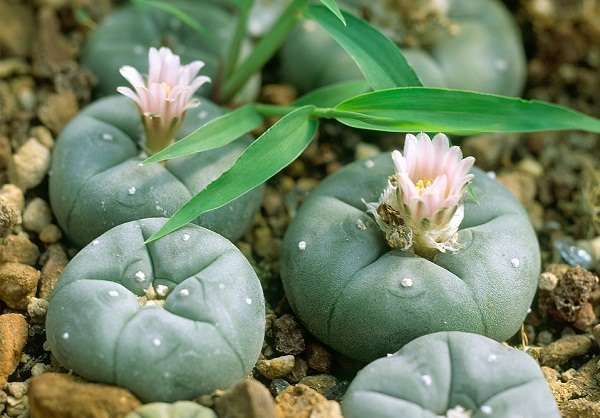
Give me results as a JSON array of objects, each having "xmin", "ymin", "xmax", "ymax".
[
  {"xmin": 134, "ymin": 0, "xmax": 209, "ymax": 37},
  {"xmin": 294, "ymin": 79, "xmax": 370, "ymax": 108},
  {"xmin": 318, "ymin": 0, "xmax": 346, "ymax": 25},
  {"xmin": 334, "ymin": 87, "xmax": 600, "ymax": 134},
  {"xmin": 147, "ymin": 106, "xmax": 319, "ymax": 241},
  {"xmin": 143, "ymin": 104, "xmax": 263, "ymax": 164},
  {"xmin": 307, "ymin": 4, "xmax": 421, "ymax": 90}
]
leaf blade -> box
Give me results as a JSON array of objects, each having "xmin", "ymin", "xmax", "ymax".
[
  {"xmin": 294, "ymin": 79, "xmax": 370, "ymax": 107},
  {"xmin": 307, "ymin": 4, "xmax": 422, "ymax": 90},
  {"xmin": 147, "ymin": 105, "xmax": 319, "ymax": 241},
  {"xmin": 334, "ymin": 87, "xmax": 600, "ymax": 134},
  {"xmin": 143, "ymin": 104, "xmax": 263, "ymax": 164},
  {"xmin": 318, "ymin": 0, "xmax": 346, "ymax": 25}
]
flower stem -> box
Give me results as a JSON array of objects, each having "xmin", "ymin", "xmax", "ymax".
[{"xmin": 219, "ymin": 0, "xmax": 309, "ymax": 103}]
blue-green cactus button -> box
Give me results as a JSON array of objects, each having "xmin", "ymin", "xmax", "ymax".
[
  {"xmin": 280, "ymin": 152, "xmax": 540, "ymax": 362},
  {"xmin": 45, "ymin": 218, "xmax": 265, "ymax": 403},
  {"xmin": 342, "ymin": 331, "xmax": 560, "ymax": 418},
  {"xmin": 49, "ymin": 95, "xmax": 263, "ymax": 248}
]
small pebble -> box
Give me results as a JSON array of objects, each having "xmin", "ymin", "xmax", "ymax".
[
  {"xmin": 27, "ymin": 297, "xmax": 49, "ymax": 323},
  {"xmin": 38, "ymin": 244, "xmax": 68, "ymax": 299},
  {"xmin": 305, "ymin": 341, "xmax": 332, "ymax": 373},
  {"xmin": 7, "ymin": 138, "xmax": 51, "ymax": 191},
  {"xmin": 286, "ymin": 357, "xmax": 308, "ymax": 384},
  {"xmin": 539, "ymin": 335, "xmax": 593, "ymax": 367},
  {"xmin": 0, "ymin": 234, "xmax": 39, "ymax": 266},
  {"xmin": 22, "ymin": 197, "xmax": 52, "ymax": 233},
  {"xmin": 256, "ymin": 355, "xmax": 295, "ymax": 380},
  {"xmin": 275, "ymin": 384, "xmax": 342, "ymax": 418},
  {"xmin": 0, "ymin": 314, "xmax": 28, "ymax": 387},
  {"xmin": 215, "ymin": 379, "xmax": 276, "ymax": 418},
  {"xmin": 270, "ymin": 379, "xmax": 291, "ymax": 397},
  {"xmin": 28, "ymin": 373, "xmax": 141, "ymax": 418},
  {"xmin": 0, "ymin": 184, "xmax": 24, "ymax": 212},
  {"xmin": 0, "ymin": 262, "xmax": 40, "ymax": 309},
  {"xmin": 39, "ymin": 224, "xmax": 62, "ymax": 244},
  {"xmin": 298, "ymin": 374, "xmax": 338, "ymax": 394},
  {"xmin": 273, "ymin": 314, "xmax": 305, "ymax": 355}
]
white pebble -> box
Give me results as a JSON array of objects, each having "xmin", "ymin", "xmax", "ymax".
[
  {"xmin": 298, "ymin": 241, "xmax": 307, "ymax": 251},
  {"xmin": 401, "ymin": 278, "xmax": 413, "ymax": 288},
  {"xmin": 511, "ymin": 258, "xmax": 520, "ymax": 268},
  {"xmin": 364, "ymin": 159, "xmax": 375, "ymax": 168},
  {"xmin": 245, "ymin": 298, "xmax": 252, "ymax": 305},
  {"xmin": 92, "ymin": 239, "xmax": 100, "ymax": 246},
  {"xmin": 421, "ymin": 374, "xmax": 432, "ymax": 386},
  {"xmin": 134, "ymin": 271, "xmax": 146, "ymax": 282},
  {"xmin": 128, "ymin": 186, "xmax": 136, "ymax": 195},
  {"xmin": 108, "ymin": 290, "xmax": 119, "ymax": 297},
  {"xmin": 179, "ymin": 289, "xmax": 190, "ymax": 296},
  {"xmin": 102, "ymin": 133, "xmax": 113, "ymax": 141},
  {"xmin": 481, "ymin": 405, "xmax": 493, "ymax": 415},
  {"xmin": 152, "ymin": 338, "xmax": 161, "ymax": 347},
  {"xmin": 62, "ymin": 332, "xmax": 69, "ymax": 340},
  {"xmin": 182, "ymin": 233, "xmax": 190, "ymax": 241}
]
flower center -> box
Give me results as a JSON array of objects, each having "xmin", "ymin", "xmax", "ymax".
[{"xmin": 415, "ymin": 177, "xmax": 433, "ymax": 195}]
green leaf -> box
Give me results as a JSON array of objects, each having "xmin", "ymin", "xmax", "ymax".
[
  {"xmin": 307, "ymin": 5, "xmax": 421, "ymax": 90},
  {"xmin": 133, "ymin": 0, "xmax": 210, "ymax": 37},
  {"xmin": 334, "ymin": 87, "xmax": 600, "ymax": 134},
  {"xmin": 233, "ymin": 0, "xmax": 253, "ymax": 11},
  {"xmin": 318, "ymin": 0, "xmax": 346, "ymax": 25},
  {"xmin": 147, "ymin": 106, "xmax": 319, "ymax": 242},
  {"xmin": 294, "ymin": 79, "xmax": 370, "ymax": 108},
  {"xmin": 143, "ymin": 104, "xmax": 263, "ymax": 164}
]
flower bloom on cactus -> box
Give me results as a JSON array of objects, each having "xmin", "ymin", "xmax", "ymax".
[
  {"xmin": 117, "ymin": 47, "xmax": 211, "ymax": 155},
  {"xmin": 365, "ymin": 133, "xmax": 475, "ymax": 258}
]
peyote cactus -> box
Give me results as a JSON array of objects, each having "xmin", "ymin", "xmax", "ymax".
[
  {"xmin": 342, "ymin": 331, "xmax": 560, "ymax": 418},
  {"xmin": 280, "ymin": 149, "xmax": 540, "ymax": 362},
  {"xmin": 45, "ymin": 218, "xmax": 265, "ymax": 403},
  {"xmin": 49, "ymin": 95, "xmax": 263, "ymax": 248},
  {"xmin": 81, "ymin": 0, "xmax": 257, "ymax": 100},
  {"xmin": 280, "ymin": 0, "xmax": 526, "ymax": 96}
]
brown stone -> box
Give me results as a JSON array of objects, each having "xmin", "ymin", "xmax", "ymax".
[
  {"xmin": 539, "ymin": 334, "xmax": 593, "ymax": 368},
  {"xmin": 0, "ymin": 262, "xmax": 40, "ymax": 309},
  {"xmin": 538, "ymin": 264, "xmax": 598, "ymax": 323},
  {"xmin": 28, "ymin": 373, "xmax": 141, "ymax": 418},
  {"xmin": 0, "ymin": 135, "xmax": 10, "ymax": 169},
  {"xmin": 0, "ymin": 234, "xmax": 40, "ymax": 266},
  {"xmin": 286, "ymin": 357, "xmax": 308, "ymax": 383},
  {"xmin": 0, "ymin": 313, "xmax": 28, "ymax": 387},
  {"xmin": 298, "ymin": 375, "xmax": 338, "ymax": 394},
  {"xmin": 31, "ymin": 7, "xmax": 76, "ymax": 78},
  {"xmin": 37, "ymin": 91, "xmax": 78, "ymax": 135},
  {"xmin": 214, "ymin": 378, "xmax": 276, "ymax": 418},
  {"xmin": 305, "ymin": 341, "xmax": 332, "ymax": 373},
  {"xmin": 275, "ymin": 384, "xmax": 342, "ymax": 418},
  {"xmin": 38, "ymin": 243, "xmax": 68, "ymax": 299},
  {"xmin": 0, "ymin": 1, "xmax": 34, "ymax": 57},
  {"xmin": 273, "ymin": 314, "xmax": 305, "ymax": 355}
]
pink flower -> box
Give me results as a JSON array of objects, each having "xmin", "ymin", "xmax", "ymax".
[
  {"xmin": 117, "ymin": 47, "xmax": 211, "ymax": 155},
  {"xmin": 366, "ymin": 133, "xmax": 475, "ymax": 258}
]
